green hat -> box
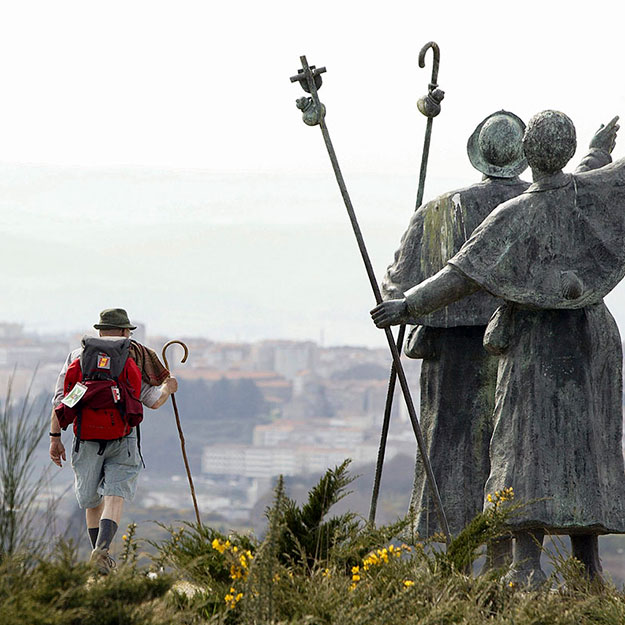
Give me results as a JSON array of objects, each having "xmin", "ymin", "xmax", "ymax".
[
  {"xmin": 467, "ymin": 110, "xmax": 528, "ymax": 178},
  {"xmin": 94, "ymin": 308, "xmax": 137, "ymax": 330}
]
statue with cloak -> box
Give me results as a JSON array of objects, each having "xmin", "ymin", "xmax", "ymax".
[
  {"xmin": 372, "ymin": 110, "xmax": 625, "ymax": 585},
  {"xmin": 381, "ymin": 110, "xmax": 614, "ymax": 569}
]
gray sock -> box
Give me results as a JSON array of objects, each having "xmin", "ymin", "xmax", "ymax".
[
  {"xmin": 95, "ymin": 519, "xmax": 118, "ymax": 551},
  {"xmin": 88, "ymin": 527, "xmax": 99, "ymax": 549}
]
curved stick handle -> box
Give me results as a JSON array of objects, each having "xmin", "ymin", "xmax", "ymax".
[
  {"xmin": 418, "ymin": 41, "xmax": 440, "ymax": 88},
  {"xmin": 162, "ymin": 340, "xmax": 189, "ymax": 372}
]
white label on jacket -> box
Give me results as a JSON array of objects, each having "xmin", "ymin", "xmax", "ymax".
[{"xmin": 61, "ymin": 382, "xmax": 88, "ymax": 408}]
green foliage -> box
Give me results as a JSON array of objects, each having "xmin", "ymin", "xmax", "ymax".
[
  {"xmin": 277, "ymin": 459, "xmax": 360, "ymax": 568},
  {"xmin": 442, "ymin": 487, "xmax": 519, "ymax": 573},
  {"xmin": 0, "ymin": 541, "xmax": 189, "ymax": 625},
  {"xmin": 0, "ymin": 376, "xmax": 54, "ymax": 560},
  {"xmin": 151, "ymin": 522, "xmax": 257, "ymax": 587},
  {"xmin": 6, "ymin": 462, "xmax": 625, "ymax": 624}
]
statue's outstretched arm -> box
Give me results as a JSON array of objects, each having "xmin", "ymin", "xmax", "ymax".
[
  {"xmin": 576, "ymin": 116, "xmax": 620, "ymax": 173},
  {"xmin": 371, "ymin": 265, "xmax": 479, "ymax": 328}
]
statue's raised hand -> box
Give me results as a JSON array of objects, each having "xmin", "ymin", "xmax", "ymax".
[
  {"xmin": 370, "ymin": 299, "xmax": 409, "ymax": 328},
  {"xmin": 590, "ymin": 116, "xmax": 620, "ymax": 153}
]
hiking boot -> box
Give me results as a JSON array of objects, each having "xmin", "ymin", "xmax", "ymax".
[{"xmin": 90, "ymin": 547, "xmax": 116, "ymax": 575}]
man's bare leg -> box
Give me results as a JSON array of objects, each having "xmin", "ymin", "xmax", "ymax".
[
  {"xmin": 85, "ymin": 500, "xmax": 105, "ymax": 548},
  {"xmin": 100, "ymin": 495, "xmax": 124, "ymax": 525}
]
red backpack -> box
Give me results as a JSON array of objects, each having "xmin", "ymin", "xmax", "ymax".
[{"xmin": 55, "ymin": 337, "xmax": 144, "ymax": 454}]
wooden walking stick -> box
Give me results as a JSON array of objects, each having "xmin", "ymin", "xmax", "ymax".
[
  {"xmin": 290, "ymin": 55, "xmax": 451, "ymax": 543},
  {"xmin": 369, "ymin": 42, "xmax": 445, "ymax": 525},
  {"xmin": 162, "ymin": 340, "xmax": 202, "ymax": 528}
]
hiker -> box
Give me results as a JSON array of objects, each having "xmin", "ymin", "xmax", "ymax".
[
  {"xmin": 372, "ymin": 111, "xmax": 625, "ymax": 585},
  {"xmin": 49, "ymin": 308, "xmax": 178, "ymax": 574}
]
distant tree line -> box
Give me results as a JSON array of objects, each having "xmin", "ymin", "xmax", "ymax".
[{"xmin": 175, "ymin": 377, "xmax": 268, "ymax": 443}]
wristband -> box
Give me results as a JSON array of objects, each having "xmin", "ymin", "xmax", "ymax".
[{"xmin": 49, "ymin": 432, "xmax": 61, "ymax": 437}]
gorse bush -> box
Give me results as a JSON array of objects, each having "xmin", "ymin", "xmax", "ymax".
[{"xmin": 2, "ymin": 461, "xmax": 625, "ymax": 624}]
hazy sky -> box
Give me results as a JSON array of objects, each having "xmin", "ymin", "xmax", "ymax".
[{"xmin": 3, "ymin": 1, "xmax": 625, "ymax": 346}]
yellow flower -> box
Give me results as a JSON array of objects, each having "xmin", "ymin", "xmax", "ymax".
[
  {"xmin": 122, "ymin": 534, "xmax": 128, "ymax": 541},
  {"xmin": 212, "ymin": 538, "xmax": 227, "ymax": 554},
  {"xmin": 322, "ymin": 568, "xmax": 331, "ymax": 578},
  {"xmin": 487, "ymin": 486, "xmax": 515, "ymax": 509},
  {"xmin": 403, "ymin": 580, "xmax": 415, "ymax": 588}
]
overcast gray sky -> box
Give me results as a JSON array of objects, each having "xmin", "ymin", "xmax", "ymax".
[{"xmin": 3, "ymin": 1, "xmax": 625, "ymax": 346}]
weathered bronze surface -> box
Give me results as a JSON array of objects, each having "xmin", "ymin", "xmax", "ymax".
[
  {"xmin": 373, "ymin": 112, "xmax": 624, "ymax": 584},
  {"xmin": 381, "ymin": 110, "xmax": 530, "ymax": 538}
]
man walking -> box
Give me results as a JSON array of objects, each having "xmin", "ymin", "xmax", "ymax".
[{"xmin": 49, "ymin": 308, "xmax": 178, "ymax": 573}]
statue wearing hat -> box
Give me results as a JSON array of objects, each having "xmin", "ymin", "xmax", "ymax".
[
  {"xmin": 373, "ymin": 111, "xmax": 625, "ymax": 584},
  {"xmin": 381, "ymin": 111, "xmax": 616, "ymax": 562},
  {"xmin": 382, "ymin": 111, "xmax": 529, "ymax": 557}
]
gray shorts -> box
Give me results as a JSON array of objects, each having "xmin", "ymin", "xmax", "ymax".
[{"xmin": 71, "ymin": 432, "xmax": 142, "ymax": 509}]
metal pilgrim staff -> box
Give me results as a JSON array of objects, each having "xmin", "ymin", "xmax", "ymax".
[
  {"xmin": 290, "ymin": 55, "xmax": 451, "ymax": 542},
  {"xmin": 369, "ymin": 42, "xmax": 444, "ymax": 525}
]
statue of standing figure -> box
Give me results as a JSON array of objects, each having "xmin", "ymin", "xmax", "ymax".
[
  {"xmin": 373, "ymin": 110, "xmax": 625, "ymax": 585},
  {"xmin": 382, "ymin": 111, "xmax": 530, "ymax": 567}
]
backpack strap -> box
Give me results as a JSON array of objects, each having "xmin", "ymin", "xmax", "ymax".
[
  {"xmin": 74, "ymin": 405, "xmax": 83, "ymax": 453},
  {"xmin": 136, "ymin": 424, "xmax": 145, "ymax": 468}
]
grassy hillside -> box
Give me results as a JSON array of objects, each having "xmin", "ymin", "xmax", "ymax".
[{"xmin": 3, "ymin": 462, "xmax": 625, "ymax": 625}]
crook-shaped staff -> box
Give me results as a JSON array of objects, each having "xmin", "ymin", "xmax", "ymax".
[
  {"xmin": 290, "ymin": 55, "xmax": 450, "ymax": 542},
  {"xmin": 416, "ymin": 42, "xmax": 444, "ymax": 208},
  {"xmin": 369, "ymin": 42, "xmax": 445, "ymax": 525},
  {"xmin": 162, "ymin": 340, "xmax": 202, "ymax": 528}
]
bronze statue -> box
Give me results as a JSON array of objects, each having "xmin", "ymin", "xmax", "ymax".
[
  {"xmin": 373, "ymin": 111, "xmax": 625, "ymax": 585},
  {"xmin": 382, "ymin": 112, "xmax": 529, "ymax": 567}
]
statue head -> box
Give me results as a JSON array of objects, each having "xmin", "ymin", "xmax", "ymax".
[
  {"xmin": 467, "ymin": 111, "xmax": 528, "ymax": 178},
  {"xmin": 523, "ymin": 110, "xmax": 577, "ymax": 174}
]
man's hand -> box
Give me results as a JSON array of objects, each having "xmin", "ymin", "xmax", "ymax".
[
  {"xmin": 370, "ymin": 299, "xmax": 409, "ymax": 328},
  {"xmin": 590, "ymin": 116, "xmax": 620, "ymax": 153},
  {"xmin": 164, "ymin": 377, "xmax": 178, "ymax": 394},
  {"xmin": 50, "ymin": 438, "xmax": 66, "ymax": 467},
  {"xmin": 150, "ymin": 376, "xmax": 179, "ymax": 409}
]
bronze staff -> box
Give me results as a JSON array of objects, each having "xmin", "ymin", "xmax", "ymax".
[
  {"xmin": 369, "ymin": 41, "xmax": 445, "ymax": 525},
  {"xmin": 290, "ymin": 55, "xmax": 450, "ymax": 542}
]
